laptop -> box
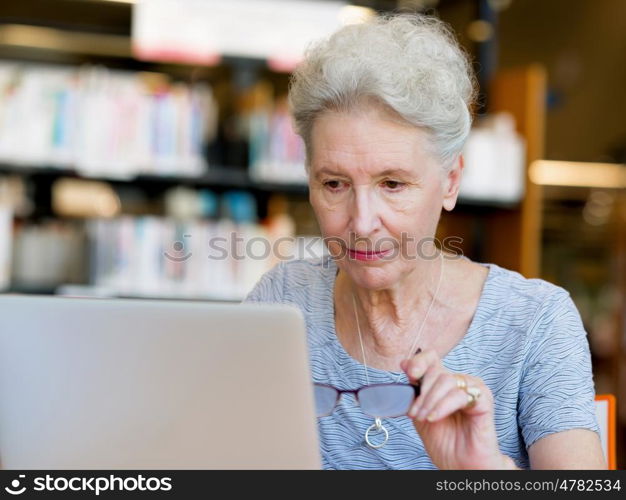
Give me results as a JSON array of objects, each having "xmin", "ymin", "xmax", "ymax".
[{"xmin": 0, "ymin": 295, "xmax": 321, "ymax": 469}]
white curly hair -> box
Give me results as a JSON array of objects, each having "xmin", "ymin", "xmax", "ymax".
[{"xmin": 288, "ymin": 13, "xmax": 477, "ymax": 171}]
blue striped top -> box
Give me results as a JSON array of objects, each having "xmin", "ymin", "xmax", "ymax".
[{"xmin": 244, "ymin": 256, "xmax": 600, "ymax": 470}]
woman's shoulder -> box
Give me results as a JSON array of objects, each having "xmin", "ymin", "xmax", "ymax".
[
  {"xmin": 485, "ymin": 261, "xmax": 569, "ymax": 305},
  {"xmin": 479, "ymin": 260, "xmax": 577, "ymax": 333}
]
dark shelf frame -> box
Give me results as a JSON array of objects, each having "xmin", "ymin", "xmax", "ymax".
[
  {"xmin": 0, "ymin": 162, "xmax": 521, "ymax": 214},
  {"xmin": 0, "ymin": 162, "xmax": 309, "ymax": 195}
]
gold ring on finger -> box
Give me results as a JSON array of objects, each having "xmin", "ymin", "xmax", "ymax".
[
  {"xmin": 454, "ymin": 374, "xmax": 467, "ymax": 390},
  {"xmin": 465, "ymin": 386, "xmax": 482, "ymax": 408}
]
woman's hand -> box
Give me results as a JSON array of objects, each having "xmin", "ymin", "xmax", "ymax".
[{"xmin": 400, "ymin": 349, "xmax": 516, "ymax": 470}]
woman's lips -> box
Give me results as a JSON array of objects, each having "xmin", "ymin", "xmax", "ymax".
[{"xmin": 347, "ymin": 248, "xmax": 393, "ymax": 261}]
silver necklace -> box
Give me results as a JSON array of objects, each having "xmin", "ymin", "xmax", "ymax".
[{"xmin": 352, "ymin": 251, "xmax": 444, "ymax": 449}]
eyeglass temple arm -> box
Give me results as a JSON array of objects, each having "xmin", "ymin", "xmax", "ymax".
[{"xmin": 411, "ymin": 382, "xmax": 421, "ymax": 398}]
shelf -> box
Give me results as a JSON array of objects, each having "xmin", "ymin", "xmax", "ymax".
[
  {"xmin": 0, "ymin": 163, "xmax": 528, "ymax": 208},
  {"xmin": 3, "ymin": 287, "xmax": 241, "ymax": 303},
  {"xmin": 0, "ymin": 162, "xmax": 309, "ymax": 195},
  {"xmin": 455, "ymin": 196, "xmax": 520, "ymax": 211},
  {"xmin": 0, "ymin": 22, "xmax": 301, "ymax": 76}
]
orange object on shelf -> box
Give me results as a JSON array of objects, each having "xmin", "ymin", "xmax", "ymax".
[{"xmin": 595, "ymin": 394, "xmax": 617, "ymax": 470}]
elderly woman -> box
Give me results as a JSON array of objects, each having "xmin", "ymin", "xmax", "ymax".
[{"xmin": 245, "ymin": 14, "xmax": 605, "ymax": 470}]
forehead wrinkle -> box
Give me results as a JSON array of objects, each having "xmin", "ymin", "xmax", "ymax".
[
  {"xmin": 318, "ymin": 134, "xmax": 420, "ymax": 154},
  {"xmin": 310, "ymin": 110, "xmax": 438, "ymax": 179},
  {"xmin": 313, "ymin": 150, "xmax": 423, "ymax": 180},
  {"xmin": 314, "ymin": 143, "xmax": 418, "ymax": 169}
]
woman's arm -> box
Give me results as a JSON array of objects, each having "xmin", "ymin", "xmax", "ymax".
[
  {"xmin": 529, "ymin": 429, "xmax": 607, "ymax": 469},
  {"xmin": 517, "ymin": 289, "xmax": 604, "ymax": 470}
]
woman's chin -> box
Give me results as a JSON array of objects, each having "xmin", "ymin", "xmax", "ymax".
[{"xmin": 342, "ymin": 262, "xmax": 405, "ymax": 290}]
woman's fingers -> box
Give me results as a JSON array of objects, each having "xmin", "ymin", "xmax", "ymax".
[
  {"xmin": 402, "ymin": 349, "xmax": 492, "ymax": 422},
  {"xmin": 403, "ymin": 349, "xmax": 445, "ymax": 417},
  {"xmin": 403, "ymin": 348, "xmax": 439, "ymax": 383},
  {"xmin": 415, "ymin": 376, "xmax": 492, "ymax": 422},
  {"xmin": 417, "ymin": 384, "xmax": 471, "ymax": 422},
  {"xmin": 408, "ymin": 371, "xmax": 458, "ymax": 420},
  {"xmin": 401, "ymin": 349, "xmax": 493, "ymax": 422}
]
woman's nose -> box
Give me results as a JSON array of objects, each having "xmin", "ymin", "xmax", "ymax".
[{"xmin": 351, "ymin": 189, "xmax": 382, "ymax": 238}]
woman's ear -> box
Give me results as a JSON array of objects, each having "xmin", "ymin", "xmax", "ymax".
[{"xmin": 442, "ymin": 155, "xmax": 464, "ymax": 212}]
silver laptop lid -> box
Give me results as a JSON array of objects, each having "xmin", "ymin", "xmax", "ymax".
[{"xmin": 0, "ymin": 296, "xmax": 321, "ymax": 469}]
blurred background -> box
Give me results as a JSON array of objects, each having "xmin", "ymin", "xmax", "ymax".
[{"xmin": 0, "ymin": 0, "xmax": 624, "ymax": 467}]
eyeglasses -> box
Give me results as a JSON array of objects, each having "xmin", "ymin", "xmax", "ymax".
[{"xmin": 313, "ymin": 382, "xmax": 421, "ymax": 418}]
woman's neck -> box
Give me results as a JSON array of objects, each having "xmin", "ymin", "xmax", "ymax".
[{"xmin": 335, "ymin": 256, "xmax": 443, "ymax": 367}]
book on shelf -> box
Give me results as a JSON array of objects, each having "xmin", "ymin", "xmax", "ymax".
[
  {"xmin": 0, "ymin": 62, "xmax": 218, "ymax": 179},
  {"xmin": 248, "ymin": 96, "xmax": 307, "ymax": 185},
  {"xmin": 11, "ymin": 220, "xmax": 85, "ymax": 290},
  {"xmin": 86, "ymin": 215, "xmax": 323, "ymax": 301},
  {"xmin": 0, "ymin": 206, "xmax": 11, "ymax": 291}
]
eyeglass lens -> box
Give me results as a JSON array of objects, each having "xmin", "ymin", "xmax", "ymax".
[{"xmin": 313, "ymin": 383, "xmax": 417, "ymax": 418}]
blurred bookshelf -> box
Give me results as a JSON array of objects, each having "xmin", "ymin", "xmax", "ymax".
[
  {"xmin": 0, "ymin": 0, "xmax": 530, "ymax": 303},
  {"xmin": 0, "ymin": 0, "xmax": 315, "ymax": 302}
]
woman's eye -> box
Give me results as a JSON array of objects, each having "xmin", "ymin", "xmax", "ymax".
[
  {"xmin": 323, "ymin": 180, "xmax": 344, "ymax": 190},
  {"xmin": 382, "ymin": 180, "xmax": 405, "ymax": 190}
]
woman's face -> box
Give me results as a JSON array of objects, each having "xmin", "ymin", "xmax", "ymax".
[{"xmin": 308, "ymin": 105, "xmax": 461, "ymax": 291}]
